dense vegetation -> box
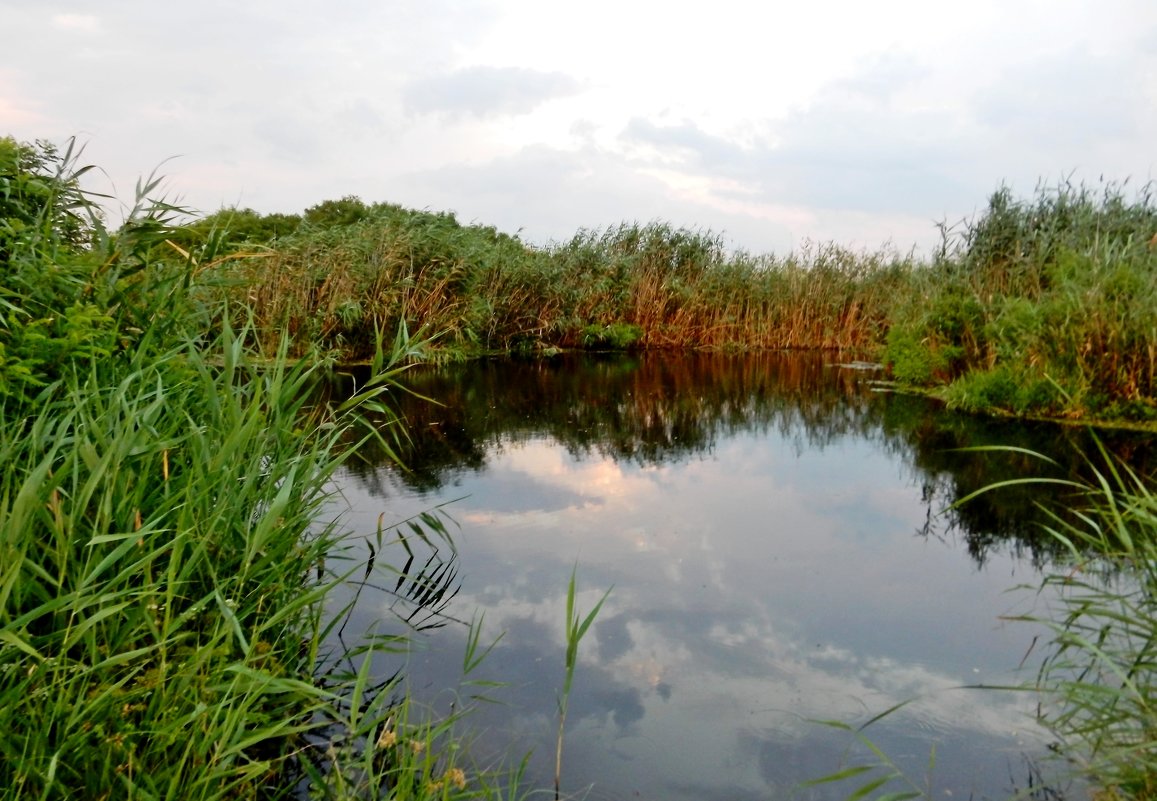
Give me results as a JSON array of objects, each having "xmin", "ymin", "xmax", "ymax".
[
  {"xmin": 0, "ymin": 138, "xmax": 517, "ymax": 799},
  {"xmin": 185, "ymin": 183, "xmax": 1157, "ymax": 426}
]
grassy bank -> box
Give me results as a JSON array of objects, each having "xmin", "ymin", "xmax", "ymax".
[
  {"xmin": 1, "ymin": 140, "xmax": 519, "ymax": 798},
  {"xmin": 189, "ymin": 183, "xmax": 1157, "ymax": 426}
]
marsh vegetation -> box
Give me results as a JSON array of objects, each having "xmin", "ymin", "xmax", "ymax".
[
  {"xmin": 3, "ymin": 134, "xmax": 1156, "ymax": 799},
  {"xmin": 0, "ymin": 138, "xmax": 519, "ymax": 799},
  {"xmin": 187, "ymin": 181, "xmax": 1157, "ymax": 426}
]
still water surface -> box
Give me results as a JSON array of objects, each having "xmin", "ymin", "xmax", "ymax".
[{"xmin": 327, "ymin": 353, "xmax": 1152, "ymax": 800}]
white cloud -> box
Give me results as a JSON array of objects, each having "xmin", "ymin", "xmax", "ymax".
[{"xmin": 50, "ymin": 13, "xmax": 100, "ymax": 32}]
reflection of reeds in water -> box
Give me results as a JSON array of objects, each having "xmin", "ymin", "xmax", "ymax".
[
  {"xmin": 336, "ymin": 352, "xmax": 1154, "ymax": 569},
  {"xmin": 336, "ymin": 352, "xmax": 880, "ymax": 484}
]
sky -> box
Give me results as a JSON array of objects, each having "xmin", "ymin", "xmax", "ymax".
[{"xmin": 3, "ymin": 0, "xmax": 1155, "ymax": 254}]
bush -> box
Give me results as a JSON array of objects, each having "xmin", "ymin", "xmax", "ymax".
[
  {"xmin": 944, "ymin": 366, "xmax": 1065, "ymax": 415},
  {"xmin": 581, "ymin": 321, "xmax": 643, "ymax": 350},
  {"xmin": 884, "ymin": 325, "xmax": 960, "ymax": 385}
]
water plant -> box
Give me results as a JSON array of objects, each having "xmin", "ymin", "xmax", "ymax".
[
  {"xmin": 554, "ymin": 567, "xmax": 610, "ymax": 801},
  {"xmin": 802, "ymin": 702, "xmax": 933, "ymax": 801},
  {"xmin": 1002, "ymin": 443, "xmax": 1157, "ymax": 799}
]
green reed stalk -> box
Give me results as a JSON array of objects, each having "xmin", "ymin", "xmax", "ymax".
[
  {"xmin": 1026, "ymin": 449, "xmax": 1157, "ymax": 799},
  {"xmin": 554, "ymin": 567, "xmax": 610, "ymax": 801},
  {"xmin": 801, "ymin": 701, "xmax": 932, "ymax": 801}
]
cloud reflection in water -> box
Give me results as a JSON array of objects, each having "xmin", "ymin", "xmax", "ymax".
[{"xmin": 336, "ymin": 425, "xmax": 1049, "ymax": 800}]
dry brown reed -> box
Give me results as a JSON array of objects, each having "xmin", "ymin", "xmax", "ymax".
[
  {"xmin": 204, "ymin": 183, "xmax": 1156, "ymax": 423},
  {"xmin": 217, "ymin": 217, "xmax": 912, "ymax": 360}
]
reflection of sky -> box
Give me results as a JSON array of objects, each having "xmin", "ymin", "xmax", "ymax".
[{"xmin": 332, "ymin": 426, "xmax": 1061, "ymax": 801}]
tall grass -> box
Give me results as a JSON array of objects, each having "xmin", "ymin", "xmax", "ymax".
[
  {"xmin": 553, "ymin": 568, "xmax": 609, "ymax": 801},
  {"xmin": 198, "ymin": 180, "xmax": 1156, "ymax": 425},
  {"xmin": 549, "ymin": 228, "xmax": 907, "ymax": 351},
  {"xmin": 0, "ymin": 138, "xmax": 520, "ymax": 800},
  {"xmin": 208, "ymin": 210, "xmax": 913, "ymax": 361},
  {"xmin": 1006, "ymin": 444, "xmax": 1157, "ymax": 800},
  {"xmin": 5, "ymin": 324, "xmax": 336, "ymax": 797},
  {"xmin": 217, "ymin": 203, "xmax": 536, "ymax": 358}
]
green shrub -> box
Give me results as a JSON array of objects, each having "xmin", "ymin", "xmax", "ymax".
[
  {"xmin": 580, "ymin": 321, "xmax": 643, "ymax": 350},
  {"xmin": 884, "ymin": 325, "xmax": 958, "ymax": 385},
  {"xmin": 944, "ymin": 365, "xmax": 1065, "ymax": 415}
]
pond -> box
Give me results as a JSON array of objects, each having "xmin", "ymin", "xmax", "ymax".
[{"xmin": 325, "ymin": 352, "xmax": 1154, "ymax": 801}]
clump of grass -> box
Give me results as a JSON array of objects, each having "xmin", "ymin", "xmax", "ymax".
[
  {"xmin": 1013, "ymin": 445, "xmax": 1157, "ymax": 799},
  {"xmin": 942, "ymin": 365, "xmax": 1065, "ymax": 416},
  {"xmin": 0, "ymin": 138, "xmax": 521, "ymax": 800},
  {"xmin": 886, "ymin": 179, "xmax": 1157, "ymax": 421}
]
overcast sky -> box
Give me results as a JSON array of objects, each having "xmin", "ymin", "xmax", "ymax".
[{"xmin": 3, "ymin": 0, "xmax": 1155, "ymax": 254}]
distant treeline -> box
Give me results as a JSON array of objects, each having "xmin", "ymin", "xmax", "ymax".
[{"xmin": 185, "ymin": 183, "xmax": 1157, "ymax": 425}]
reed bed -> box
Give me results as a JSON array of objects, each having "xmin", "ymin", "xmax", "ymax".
[
  {"xmin": 891, "ymin": 180, "xmax": 1157, "ymax": 421},
  {"xmin": 1, "ymin": 138, "xmax": 520, "ymax": 800},
  {"xmin": 203, "ymin": 180, "xmax": 1156, "ymax": 425},
  {"xmin": 214, "ymin": 212, "xmax": 913, "ymax": 358}
]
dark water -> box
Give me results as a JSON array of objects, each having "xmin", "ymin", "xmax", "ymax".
[{"xmin": 326, "ymin": 352, "xmax": 1154, "ymax": 800}]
